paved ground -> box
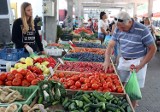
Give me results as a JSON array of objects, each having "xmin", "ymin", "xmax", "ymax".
[{"xmin": 136, "ymin": 52, "xmax": 160, "ymax": 112}]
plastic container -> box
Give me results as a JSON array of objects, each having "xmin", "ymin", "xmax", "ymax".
[
  {"xmin": 10, "ymin": 86, "xmax": 38, "ymax": 105},
  {"xmin": 0, "ymin": 48, "xmax": 28, "ymax": 61},
  {"xmin": 0, "ymin": 103, "xmax": 22, "ymax": 112}
]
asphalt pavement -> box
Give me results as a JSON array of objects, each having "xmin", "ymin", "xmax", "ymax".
[{"xmin": 136, "ymin": 52, "xmax": 160, "ymax": 112}]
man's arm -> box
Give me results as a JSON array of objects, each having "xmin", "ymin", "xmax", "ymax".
[
  {"xmin": 103, "ymin": 40, "xmax": 116, "ymax": 72},
  {"xmin": 136, "ymin": 43, "xmax": 157, "ymax": 72}
]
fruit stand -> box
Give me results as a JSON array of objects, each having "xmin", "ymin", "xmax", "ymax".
[{"xmin": 0, "ymin": 40, "xmax": 135, "ymax": 112}]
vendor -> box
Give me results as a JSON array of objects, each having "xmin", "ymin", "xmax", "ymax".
[{"xmin": 12, "ymin": 2, "xmax": 44, "ymax": 54}]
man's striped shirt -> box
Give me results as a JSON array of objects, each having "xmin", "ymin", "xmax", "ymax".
[{"xmin": 111, "ymin": 20, "xmax": 155, "ymax": 59}]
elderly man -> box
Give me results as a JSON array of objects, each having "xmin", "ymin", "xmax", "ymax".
[{"xmin": 103, "ymin": 11, "xmax": 157, "ymax": 108}]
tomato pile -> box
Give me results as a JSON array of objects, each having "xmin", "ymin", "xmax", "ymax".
[
  {"xmin": 0, "ymin": 69, "xmax": 44, "ymax": 86},
  {"xmin": 57, "ymin": 61, "xmax": 114, "ymax": 73},
  {"xmin": 74, "ymin": 28, "xmax": 93, "ymax": 35},
  {"xmin": 50, "ymin": 72, "xmax": 123, "ymax": 93}
]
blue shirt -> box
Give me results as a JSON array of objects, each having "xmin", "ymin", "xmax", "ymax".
[{"xmin": 111, "ymin": 20, "xmax": 154, "ymax": 58}]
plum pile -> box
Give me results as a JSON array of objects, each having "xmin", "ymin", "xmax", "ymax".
[
  {"xmin": 73, "ymin": 42, "xmax": 106, "ymax": 49},
  {"xmin": 64, "ymin": 52, "xmax": 104, "ymax": 62}
]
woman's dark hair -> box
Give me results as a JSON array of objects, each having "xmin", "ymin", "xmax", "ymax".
[{"xmin": 100, "ymin": 11, "xmax": 106, "ymax": 19}]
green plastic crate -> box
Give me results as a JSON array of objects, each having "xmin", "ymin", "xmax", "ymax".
[
  {"xmin": 0, "ymin": 103, "xmax": 22, "ymax": 112},
  {"xmin": 10, "ymin": 86, "xmax": 38, "ymax": 105}
]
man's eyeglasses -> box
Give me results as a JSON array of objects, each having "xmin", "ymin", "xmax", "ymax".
[{"xmin": 114, "ymin": 18, "xmax": 124, "ymax": 23}]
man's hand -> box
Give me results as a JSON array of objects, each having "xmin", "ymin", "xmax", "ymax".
[
  {"xmin": 135, "ymin": 64, "xmax": 143, "ymax": 73},
  {"xmin": 103, "ymin": 60, "xmax": 110, "ymax": 73}
]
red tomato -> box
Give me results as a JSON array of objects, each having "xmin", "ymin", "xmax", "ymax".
[
  {"xmin": 111, "ymin": 75, "xmax": 118, "ymax": 79},
  {"xmin": 22, "ymin": 80, "xmax": 30, "ymax": 87},
  {"xmin": 31, "ymin": 79, "xmax": 39, "ymax": 85},
  {"xmin": 103, "ymin": 83, "xmax": 109, "ymax": 89},
  {"xmin": 0, "ymin": 73, "xmax": 7, "ymax": 81},
  {"xmin": 38, "ymin": 75, "xmax": 45, "ymax": 80},
  {"xmin": 117, "ymin": 87, "xmax": 123, "ymax": 93},
  {"xmin": 92, "ymin": 83, "xmax": 99, "ymax": 90},
  {"xmin": 0, "ymin": 80, "xmax": 4, "ymax": 85},
  {"xmin": 11, "ymin": 70, "xmax": 18, "ymax": 75},
  {"xmin": 75, "ymin": 81, "xmax": 81, "ymax": 88},
  {"xmin": 52, "ymin": 76, "xmax": 59, "ymax": 81},
  {"xmin": 63, "ymin": 84, "xmax": 68, "ymax": 89},
  {"xmin": 90, "ymin": 79, "xmax": 97, "ymax": 84},
  {"xmin": 58, "ymin": 73, "xmax": 65, "ymax": 78},
  {"xmin": 80, "ymin": 77, "xmax": 85, "ymax": 83},
  {"xmin": 72, "ymin": 75, "xmax": 79, "ymax": 81},
  {"xmin": 5, "ymin": 81, "xmax": 12, "ymax": 86},
  {"xmin": 12, "ymin": 78, "xmax": 22, "ymax": 86},
  {"xmin": 98, "ymin": 87, "xmax": 103, "ymax": 92},
  {"xmin": 107, "ymin": 82, "xmax": 113, "ymax": 88},
  {"xmin": 7, "ymin": 73, "xmax": 15, "ymax": 81},
  {"xmin": 15, "ymin": 73, "xmax": 23, "ymax": 79},
  {"xmin": 84, "ymin": 78, "xmax": 90, "ymax": 83},
  {"xmin": 79, "ymin": 74, "xmax": 85, "ymax": 77},
  {"xmin": 110, "ymin": 85, "xmax": 116, "ymax": 92},
  {"xmin": 88, "ymin": 76, "xmax": 94, "ymax": 80},
  {"xmin": 106, "ymin": 77, "xmax": 112, "ymax": 82},
  {"xmin": 81, "ymin": 84, "xmax": 88, "ymax": 90},
  {"xmin": 70, "ymin": 85, "xmax": 77, "ymax": 90},
  {"xmin": 67, "ymin": 80, "xmax": 74, "ymax": 87},
  {"xmin": 59, "ymin": 78, "xmax": 65, "ymax": 83},
  {"xmin": 19, "ymin": 69, "xmax": 27, "ymax": 76},
  {"xmin": 86, "ymin": 83, "xmax": 91, "ymax": 88},
  {"xmin": 26, "ymin": 73, "xmax": 36, "ymax": 82}
]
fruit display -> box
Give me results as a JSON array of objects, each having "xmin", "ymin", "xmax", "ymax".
[
  {"xmin": 64, "ymin": 52, "xmax": 104, "ymax": 62},
  {"xmin": 0, "ymin": 69, "xmax": 44, "ymax": 86},
  {"xmin": 38, "ymin": 80, "xmax": 66, "ymax": 107},
  {"xmin": 57, "ymin": 61, "xmax": 114, "ymax": 73},
  {"xmin": 11, "ymin": 57, "xmax": 56, "ymax": 75},
  {"xmin": 0, "ymin": 87, "xmax": 23, "ymax": 103},
  {"xmin": 62, "ymin": 91, "xmax": 132, "ymax": 112},
  {"xmin": 70, "ymin": 47, "xmax": 106, "ymax": 55},
  {"xmin": 73, "ymin": 42, "xmax": 106, "ymax": 49},
  {"xmin": 50, "ymin": 72, "xmax": 124, "ymax": 93},
  {"xmin": 74, "ymin": 27, "xmax": 93, "ymax": 35}
]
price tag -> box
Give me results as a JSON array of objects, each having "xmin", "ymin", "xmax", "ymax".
[
  {"xmin": 49, "ymin": 67, "xmax": 54, "ymax": 76},
  {"xmin": 58, "ymin": 58, "xmax": 64, "ymax": 65}
]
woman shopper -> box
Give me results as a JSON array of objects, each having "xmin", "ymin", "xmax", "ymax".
[
  {"xmin": 12, "ymin": 2, "xmax": 45, "ymax": 54},
  {"xmin": 144, "ymin": 17, "xmax": 156, "ymax": 40},
  {"xmin": 98, "ymin": 11, "xmax": 109, "ymax": 44}
]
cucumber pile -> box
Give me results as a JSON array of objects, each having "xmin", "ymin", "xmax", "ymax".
[
  {"xmin": 38, "ymin": 80, "xmax": 66, "ymax": 107},
  {"xmin": 62, "ymin": 91, "xmax": 132, "ymax": 112}
]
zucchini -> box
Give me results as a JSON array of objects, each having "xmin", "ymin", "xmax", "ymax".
[
  {"xmin": 69, "ymin": 102, "xmax": 77, "ymax": 110},
  {"xmin": 82, "ymin": 94, "xmax": 92, "ymax": 103},
  {"xmin": 75, "ymin": 100, "xmax": 83, "ymax": 108},
  {"xmin": 62, "ymin": 97, "xmax": 69, "ymax": 106},
  {"xmin": 92, "ymin": 91, "xmax": 106, "ymax": 102}
]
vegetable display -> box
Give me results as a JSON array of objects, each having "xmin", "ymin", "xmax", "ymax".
[
  {"xmin": 73, "ymin": 42, "xmax": 106, "ymax": 49},
  {"xmin": 57, "ymin": 61, "xmax": 114, "ymax": 73},
  {"xmin": 11, "ymin": 56, "xmax": 57, "ymax": 76},
  {"xmin": 62, "ymin": 91, "xmax": 132, "ymax": 112},
  {"xmin": 38, "ymin": 80, "xmax": 66, "ymax": 107},
  {"xmin": 70, "ymin": 47, "xmax": 105, "ymax": 55},
  {"xmin": 50, "ymin": 72, "xmax": 124, "ymax": 93},
  {"xmin": 74, "ymin": 28, "xmax": 93, "ymax": 35},
  {"xmin": 0, "ymin": 87, "xmax": 23, "ymax": 103},
  {"xmin": 64, "ymin": 52, "xmax": 104, "ymax": 62},
  {"xmin": 0, "ymin": 69, "xmax": 44, "ymax": 86}
]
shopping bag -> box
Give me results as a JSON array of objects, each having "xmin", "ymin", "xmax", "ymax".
[
  {"xmin": 125, "ymin": 70, "xmax": 142, "ymax": 100},
  {"xmin": 103, "ymin": 35, "xmax": 111, "ymax": 46}
]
